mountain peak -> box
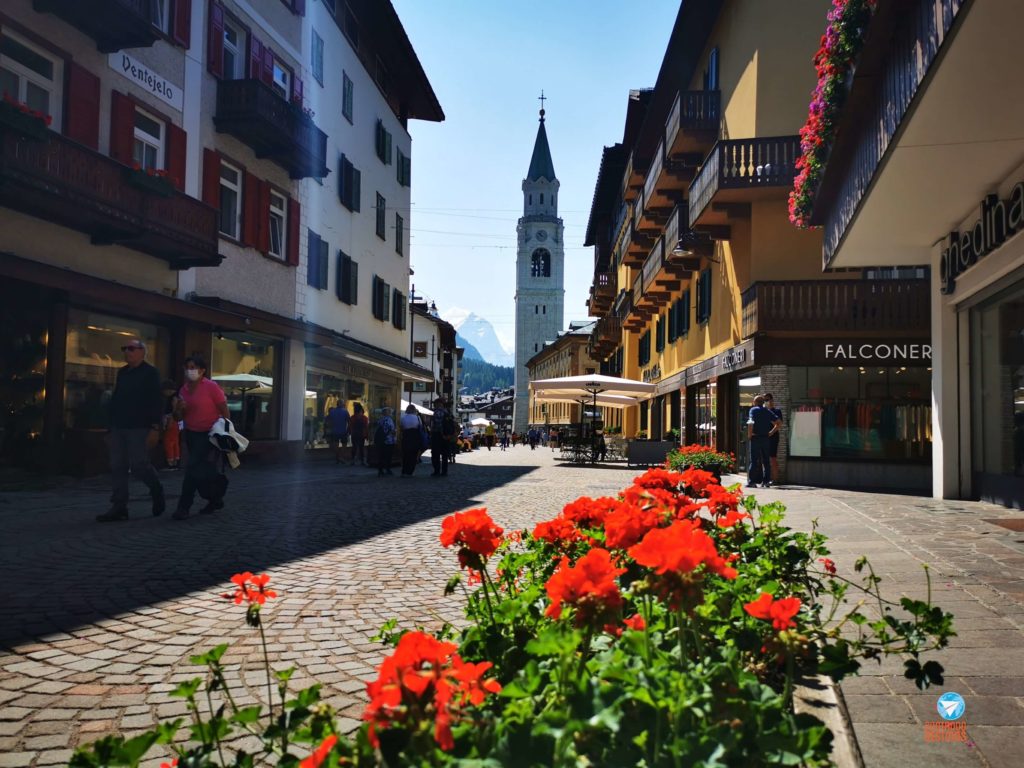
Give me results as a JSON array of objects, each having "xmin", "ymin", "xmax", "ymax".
[{"xmin": 443, "ymin": 307, "xmax": 513, "ymax": 367}]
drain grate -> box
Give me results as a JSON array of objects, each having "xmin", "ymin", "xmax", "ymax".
[{"xmin": 983, "ymin": 518, "xmax": 1024, "ymax": 532}]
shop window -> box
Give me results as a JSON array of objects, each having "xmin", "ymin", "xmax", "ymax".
[
  {"xmin": 218, "ymin": 161, "xmax": 241, "ymax": 239},
  {"xmin": 64, "ymin": 309, "xmax": 169, "ymax": 431},
  {"xmin": 0, "ymin": 287, "xmax": 49, "ymax": 469},
  {"xmin": 268, "ymin": 190, "xmax": 287, "ymax": 260},
  {"xmin": 211, "ymin": 332, "xmax": 280, "ymax": 440},
  {"xmin": 0, "ymin": 29, "xmax": 62, "ymax": 128}
]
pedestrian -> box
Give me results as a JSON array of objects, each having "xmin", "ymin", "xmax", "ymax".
[
  {"xmin": 763, "ymin": 392, "xmax": 784, "ymax": 483},
  {"xmin": 399, "ymin": 403, "xmax": 422, "ymax": 476},
  {"xmin": 96, "ymin": 339, "xmax": 165, "ymax": 522},
  {"xmin": 374, "ymin": 407, "xmax": 396, "ymax": 476},
  {"xmin": 326, "ymin": 397, "xmax": 350, "ymax": 464},
  {"xmin": 595, "ymin": 432, "xmax": 608, "ymax": 462},
  {"xmin": 549, "ymin": 427, "xmax": 558, "ymax": 451},
  {"xmin": 500, "ymin": 428, "xmax": 509, "ymax": 450},
  {"xmin": 172, "ymin": 354, "xmax": 230, "ymax": 519},
  {"xmin": 484, "ymin": 421, "xmax": 495, "ymax": 451},
  {"xmin": 160, "ymin": 379, "xmax": 181, "ymax": 470},
  {"xmin": 349, "ymin": 403, "xmax": 369, "ymax": 466},
  {"xmin": 746, "ymin": 394, "xmax": 781, "ymax": 489},
  {"xmin": 430, "ymin": 397, "xmax": 456, "ymax": 476}
]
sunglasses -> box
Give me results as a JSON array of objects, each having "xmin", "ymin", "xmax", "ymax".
[{"xmin": 121, "ymin": 345, "xmax": 143, "ymax": 352}]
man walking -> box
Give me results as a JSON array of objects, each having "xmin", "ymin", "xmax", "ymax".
[
  {"xmin": 430, "ymin": 397, "xmax": 453, "ymax": 476},
  {"xmin": 747, "ymin": 394, "xmax": 781, "ymax": 488},
  {"xmin": 326, "ymin": 399, "xmax": 350, "ymax": 464},
  {"xmin": 97, "ymin": 339, "xmax": 165, "ymax": 522}
]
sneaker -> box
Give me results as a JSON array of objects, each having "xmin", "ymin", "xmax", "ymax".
[
  {"xmin": 152, "ymin": 491, "xmax": 165, "ymax": 517},
  {"xmin": 745, "ymin": 483, "xmax": 758, "ymax": 489},
  {"xmin": 96, "ymin": 507, "xmax": 128, "ymax": 523},
  {"xmin": 762, "ymin": 482, "xmax": 772, "ymax": 488},
  {"xmin": 171, "ymin": 508, "xmax": 190, "ymax": 520},
  {"xmin": 199, "ymin": 500, "xmax": 224, "ymax": 515}
]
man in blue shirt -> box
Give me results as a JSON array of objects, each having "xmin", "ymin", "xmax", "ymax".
[
  {"xmin": 747, "ymin": 394, "xmax": 781, "ymax": 488},
  {"xmin": 326, "ymin": 400, "xmax": 350, "ymax": 464}
]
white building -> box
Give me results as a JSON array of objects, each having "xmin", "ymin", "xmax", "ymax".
[{"xmin": 513, "ymin": 107, "xmax": 565, "ymax": 432}]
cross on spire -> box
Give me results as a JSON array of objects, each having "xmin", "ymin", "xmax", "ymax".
[{"xmin": 538, "ymin": 90, "xmax": 546, "ymax": 121}]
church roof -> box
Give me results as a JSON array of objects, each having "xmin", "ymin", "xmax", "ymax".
[{"xmin": 527, "ymin": 113, "xmax": 557, "ymax": 182}]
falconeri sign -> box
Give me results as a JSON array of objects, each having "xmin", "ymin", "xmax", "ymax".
[
  {"xmin": 940, "ymin": 183, "xmax": 1024, "ymax": 294},
  {"xmin": 823, "ymin": 343, "xmax": 932, "ymax": 362}
]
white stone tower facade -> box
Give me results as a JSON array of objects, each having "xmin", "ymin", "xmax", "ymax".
[{"xmin": 513, "ymin": 107, "xmax": 564, "ymax": 433}]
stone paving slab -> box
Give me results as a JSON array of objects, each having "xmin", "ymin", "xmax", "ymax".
[{"xmin": 0, "ymin": 452, "xmax": 1022, "ymax": 766}]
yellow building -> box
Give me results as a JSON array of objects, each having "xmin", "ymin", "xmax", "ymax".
[
  {"xmin": 525, "ymin": 322, "xmax": 602, "ymax": 432},
  {"xmin": 585, "ymin": 0, "xmax": 932, "ymax": 491}
]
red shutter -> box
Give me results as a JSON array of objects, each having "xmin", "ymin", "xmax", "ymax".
[
  {"xmin": 249, "ymin": 36, "xmax": 263, "ymax": 81},
  {"xmin": 109, "ymin": 91, "xmax": 134, "ymax": 165},
  {"xmin": 292, "ymin": 0, "xmax": 306, "ymax": 16},
  {"xmin": 291, "ymin": 76, "xmax": 303, "ymax": 106},
  {"xmin": 171, "ymin": 0, "xmax": 192, "ymax": 48},
  {"xmin": 262, "ymin": 46, "xmax": 275, "ymax": 87},
  {"xmin": 286, "ymin": 196, "xmax": 300, "ymax": 266},
  {"xmin": 208, "ymin": 2, "xmax": 224, "ymax": 78},
  {"xmin": 241, "ymin": 171, "xmax": 260, "ymax": 246},
  {"xmin": 166, "ymin": 123, "xmax": 186, "ymax": 191},
  {"xmin": 202, "ymin": 148, "xmax": 221, "ymax": 208},
  {"xmin": 258, "ymin": 180, "xmax": 271, "ymax": 253},
  {"xmin": 64, "ymin": 62, "xmax": 100, "ymax": 149}
]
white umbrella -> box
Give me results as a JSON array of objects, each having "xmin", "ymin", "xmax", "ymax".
[
  {"xmin": 213, "ymin": 373, "xmax": 274, "ymax": 392},
  {"xmin": 401, "ymin": 399, "xmax": 433, "ymax": 416},
  {"xmin": 530, "ymin": 373, "xmax": 654, "ymax": 398},
  {"xmin": 470, "ymin": 417, "xmax": 493, "ymax": 427},
  {"xmin": 533, "ymin": 392, "xmax": 639, "ymax": 408}
]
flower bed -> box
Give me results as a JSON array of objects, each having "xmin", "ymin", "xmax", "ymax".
[
  {"xmin": 667, "ymin": 443, "xmax": 736, "ymax": 476},
  {"xmin": 789, "ymin": 0, "xmax": 878, "ymax": 228},
  {"xmin": 71, "ymin": 468, "xmax": 953, "ymax": 767},
  {"xmin": 0, "ymin": 92, "xmax": 52, "ymax": 141},
  {"xmin": 125, "ymin": 165, "xmax": 177, "ymax": 197}
]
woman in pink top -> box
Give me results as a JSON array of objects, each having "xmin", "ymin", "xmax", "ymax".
[{"xmin": 172, "ymin": 354, "xmax": 229, "ymax": 520}]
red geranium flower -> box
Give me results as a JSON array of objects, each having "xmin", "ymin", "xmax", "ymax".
[
  {"xmin": 532, "ymin": 516, "xmax": 583, "ymax": 547},
  {"xmin": 715, "ymin": 508, "xmax": 751, "ymax": 528},
  {"xmin": 160, "ymin": 759, "xmax": 178, "ymax": 768},
  {"xmin": 544, "ymin": 548, "xmax": 625, "ymax": 629},
  {"xmin": 744, "ymin": 592, "xmax": 802, "ymax": 631},
  {"xmin": 623, "ymin": 613, "xmax": 646, "ymax": 631},
  {"xmin": 819, "ymin": 557, "xmax": 837, "ymax": 575},
  {"xmin": 603, "ymin": 501, "xmax": 663, "ymax": 550},
  {"xmin": 628, "ymin": 519, "xmax": 738, "ymax": 580},
  {"xmin": 440, "ymin": 508, "xmax": 504, "ymax": 570},
  {"xmin": 561, "ymin": 496, "xmax": 619, "ymax": 528},
  {"xmin": 299, "ymin": 734, "xmax": 337, "ymax": 768},
  {"xmin": 225, "ymin": 572, "xmax": 276, "ymax": 605}
]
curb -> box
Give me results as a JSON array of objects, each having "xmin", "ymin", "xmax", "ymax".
[{"xmin": 794, "ymin": 675, "xmax": 866, "ymax": 768}]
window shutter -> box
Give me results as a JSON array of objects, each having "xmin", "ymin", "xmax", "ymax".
[
  {"xmin": 291, "ymin": 75, "xmax": 303, "ymax": 106},
  {"xmin": 257, "ymin": 180, "xmax": 271, "ymax": 253},
  {"xmin": 109, "ymin": 91, "xmax": 134, "ymax": 165},
  {"xmin": 208, "ymin": 2, "xmax": 225, "ymax": 78},
  {"xmin": 286, "ymin": 196, "xmax": 300, "ymax": 266},
  {"xmin": 64, "ymin": 62, "xmax": 100, "ymax": 150},
  {"xmin": 336, "ymin": 252, "xmax": 346, "ymax": 302},
  {"xmin": 319, "ymin": 238, "xmax": 329, "ymax": 288},
  {"xmin": 262, "ymin": 46, "xmax": 275, "ymax": 87},
  {"xmin": 351, "ymin": 167, "xmax": 361, "ymax": 212},
  {"xmin": 306, "ymin": 230, "xmax": 320, "ymax": 286},
  {"xmin": 381, "ymin": 282, "xmax": 390, "ymax": 321},
  {"xmin": 248, "ymin": 36, "xmax": 263, "ymax": 81},
  {"xmin": 166, "ymin": 123, "xmax": 187, "ymax": 191},
  {"xmin": 202, "ymin": 148, "xmax": 221, "ymax": 207},
  {"xmin": 349, "ymin": 259, "xmax": 358, "ymax": 305},
  {"xmin": 172, "ymin": 0, "xmax": 192, "ymax": 48},
  {"xmin": 338, "ymin": 153, "xmax": 347, "ymax": 206},
  {"xmin": 242, "ymin": 171, "xmax": 260, "ymax": 247},
  {"xmin": 371, "ymin": 276, "xmax": 379, "ymax": 318},
  {"xmin": 292, "ymin": 0, "xmax": 306, "ymax": 15}
]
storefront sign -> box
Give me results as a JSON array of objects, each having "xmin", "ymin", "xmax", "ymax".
[
  {"xmin": 642, "ymin": 364, "xmax": 661, "ymax": 383},
  {"xmin": 940, "ymin": 184, "xmax": 1024, "ymax": 294},
  {"xmin": 108, "ymin": 52, "xmax": 183, "ymax": 112},
  {"xmin": 823, "ymin": 342, "xmax": 931, "ymax": 362},
  {"xmin": 722, "ymin": 347, "xmax": 747, "ymax": 369},
  {"xmin": 686, "ymin": 340, "xmax": 756, "ymax": 385}
]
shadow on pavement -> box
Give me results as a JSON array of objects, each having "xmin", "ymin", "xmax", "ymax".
[{"xmin": 0, "ymin": 461, "xmax": 534, "ymax": 648}]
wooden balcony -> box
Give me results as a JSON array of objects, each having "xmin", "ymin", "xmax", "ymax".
[
  {"xmin": 215, "ymin": 79, "xmax": 329, "ymax": 179},
  {"xmin": 688, "ymin": 136, "xmax": 800, "ymax": 232},
  {"xmin": 587, "ymin": 272, "xmax": 616, "ymax": 314},
  {"xmin": 33, "ymin": 0, "xmax": 159, "ymax": 52},
  {"xmin": 590, "ymin": 314, "xmax": 622, "ymax": 359},
  {"xmin": 623, "ymin": 219, "xmax": 650, "ymax": 268},
  {"xmin": 0, "ymin": 129, "xmax": 220, "ymax": 268},
  {"xmin": 620, "ymin": 151, "xmax": 644, "ymax": 203},
  {"xmin": 665, "ymin": 90, "xmax": 720, "ymax": 159},
  {"xmin": 741, "ymin": 279, "xmax": 931, "ymax": 339}
]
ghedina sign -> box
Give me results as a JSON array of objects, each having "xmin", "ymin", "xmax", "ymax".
[{"xmin": 940, "ymin": 184, "xmax": 1024, "ymax": 294}]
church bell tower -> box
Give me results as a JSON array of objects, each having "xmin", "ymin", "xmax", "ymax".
[{"xmin": 513, "ymin": 98, "xmax": 564, "ymax": 434}]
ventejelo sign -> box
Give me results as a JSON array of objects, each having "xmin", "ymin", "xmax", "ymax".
[{"xmin": 940, "ymin": 184, "xmax": 1024, "ymax": 294}]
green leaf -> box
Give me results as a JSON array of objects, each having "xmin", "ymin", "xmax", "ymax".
[
  {"xmin": 231, "ymin": 706, "xmax": 263, "ymax": 724},
  {"xmin": 274, "ymin": 666, "xmax": 296, "ymax": 683},
  {"xmin": 170, "ymin": 678, "xmax": 203, "ymax": 699},
  {"xmin": 444, "ymin": 573, "xmax": 462, "ymax": 596}
]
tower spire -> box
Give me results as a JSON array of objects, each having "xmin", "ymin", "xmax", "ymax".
[{"xmin": 526, "ymin": 97, "xmax": 556, "ymax": 182}]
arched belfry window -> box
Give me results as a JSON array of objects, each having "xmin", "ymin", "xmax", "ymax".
[{"xmin": 531, "ymin": 248, "xmax": 551, "ymax": 277}]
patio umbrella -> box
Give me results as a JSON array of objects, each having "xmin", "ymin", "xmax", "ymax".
[
  {"xmin": 469, "ymin": 417, "xmax": 493, "ymax": 427},
  {"xmin": 531, "ymin": 374, "xmax": 653, "ymax": 449},
  {"xmin": 213, "ymin": 373, "xmax": 274, "ymax": 393},
  {"xmin": 401, "ymin": 399, "xmax": 433, "ymax": 416},
  {"xmin": 533, "ymin": 392, "xmax": 639, "ymax": 408}
]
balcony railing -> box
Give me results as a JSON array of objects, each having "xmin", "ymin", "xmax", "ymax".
[
  {"xmin": 741, "ymin": 279, "xmax": 930, "ymax": 338},
  {"xmin": 215, "ymin": 79, "xmax": 329, "ymax": 179},
  {"xmin": 665, "ymin": 90, "xmax": 720, "ymax": 155},
  {"xmin": 641, "ymin": 237, "xmax": 665, "ymax": 295},
  {"xmin": 0, "ymin": 129, "xmax": 220, "ymax": 268},
  {"xmin": 33, "ymin": 0, "xmax": 159, "ymax": 52},
  {"xmin": 642, "ymin": 140, "xmax": 665, "ymax": 210},
  {"xmin": 689, "ymin": 136, "xmax": 800, "ymax": 227}
]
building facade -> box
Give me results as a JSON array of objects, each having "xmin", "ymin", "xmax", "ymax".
[
  {"xmin": 0, "ymin": 0, "xmax": 441, "ymax": 474},
  {"xmin": 513, "ymin": 108, "xmax": 564, "ymax": 434},
  {"xmin": 525, "ymin": 321, "xmax": 599, "ymax": 431},
  {"xmin": 408, "ymin": 301, "xmax": 458, "ymax": 411},
  {"xmin": 584, "ymin": 0, "xmax": 931, "ymax": 491},
  {"xmin": 803, "ymin": 1, "xmax": 1021, "ymax": 505}
]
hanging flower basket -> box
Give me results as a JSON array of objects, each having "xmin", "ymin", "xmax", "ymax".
[
  {"xmin": 124, "ymin": 166, "xmax": 177, "ymax": 198},
  {"xmin": 0, "ymin": 97, "xmax": 52, "ymax": 142}
]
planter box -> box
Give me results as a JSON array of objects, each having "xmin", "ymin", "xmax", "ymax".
[
  {"xmin": 626, "ymin": 440, "xmax": 677, "ymax": 467},
  {"xmin": 0, "ymin": 105, "xmax": 49, "ymax": 141},
  {"xmin": 124, "ymin": 168, "xmax": 176, "ymax": 197}
]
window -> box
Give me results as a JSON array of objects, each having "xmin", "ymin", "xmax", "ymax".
[
  {"xmin": 391, "ymin": 288, "xmax": 406, "ymax": 329},
  {"xmin": 212, "ymin": 331, "xmax": 280, "ymax": 440},
  {"xmin": 338, "ymin": 154, "xmax": 361, "ymax": 212},
  {"xmin": 311, "ymin": 29, "xmax": 324, "ymax": 85},
  {"xmin": 268, "ymin": 190, "xmax": 287, "ymax": 260},
  {"xmin": 531, "ymin": 248, "xmax": 551, "ymax": 277},
  {"xmin": 396, "ymin": 148, "xmax": 411, "ymax": 186},
  {"xmin": 218, "ymin": 161, "xmax": 241, "ymax": 239},
  {"xmin": 540, "ymin": 193, "xmax": 544, "ymax": 205},
  {"xmin": 638, "ymin": 330, "xmax": 651, "ymax": 367},
  {"xmin": 342, "ymin": 71, "xmax": 354, "ymax": 123},
  {"xmin": 337, "ymin": 251, "xmax": 358, "ymax": 305},
  {"xmin": 150, "ymin": 0, "xmax": 171, "ymax": 32},
  {"xmin": 132, "ymin": 108, "xmax": 164, "ymax": 170},
  {"xmin": 0, "ymin": 29, "xmax": 62, "ymax": 127},
  {"xmin": 374, "ymin": 55, "xmax": 388, "ymax": 97},
  {"xmin": 307, "ymin": 230, "xmax": 329, "ymax": 290},
  {"xmin": 535, "ymin": 305, "xmax": 539, "ymax": 315},
  {"xmin": 375, "ymin": 119, "xmax": 393, "ymax": 164},
  {"xmin": 342, "ymin": 3, "xmax": 360, "ymax": 50},
  {"xmin": 395, "ymin": 213, "xmax": 404, "ymax": 255},
  {"xmin": 655, "ymin": 315, "xmax": 665, "ymax": 352},
  {"xmin": 372, "ymin": 276, "xmax": 391, "ymax": 321},
  {"xmin": 223, "ymin": 19, "xmax": 245, "ymax": 80},
  {"xmin": 542, "ymin": 305, "xmax": 546, "ymax": 314},
  {"xmin": 271, "ymin": 58, "xmax": 290, "ymax": 100},
  {"xmin": 413, "ymin": 341, "xmax": 427, "ymax": 358},
  {"xmin": 375, "ymin": 193, "xmax": 386, "ymax": 239},
  {"xmin": 696, "ymin": 268, "xmax": 712, "ymax": 324}
]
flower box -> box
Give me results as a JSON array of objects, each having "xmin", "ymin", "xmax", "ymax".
[
  {"xmin": 0, "ymin": 100, "xmax": 51, "ymax": 141},
  {"xmin": 124, "ymin": 167, "xmax": 176, "ymax": 198}
]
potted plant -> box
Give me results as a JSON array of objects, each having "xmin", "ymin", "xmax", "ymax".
[
  {"xmin": 124, "ymin": 164, "xmax": 177, "ymax": 197},
  {"xmin": 667, "ymin": 443, "xmax": 735, "ymax": 481},
  {"xmin": 634, "ymin": 429, "xmax": 647, "ymax": 441},
  {"xmin": 0, "ymin": 92, "xmax": 52, "ymax": 141}
]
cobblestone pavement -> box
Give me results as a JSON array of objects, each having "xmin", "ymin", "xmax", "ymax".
[{"xmin": 1, "ymin": 448, "xmax": 1022, "ymax": 767}]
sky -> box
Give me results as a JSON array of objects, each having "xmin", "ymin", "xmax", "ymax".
[{"xmin": 391, "ymin": 0, "xmax": 680, "ymax": 353}]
